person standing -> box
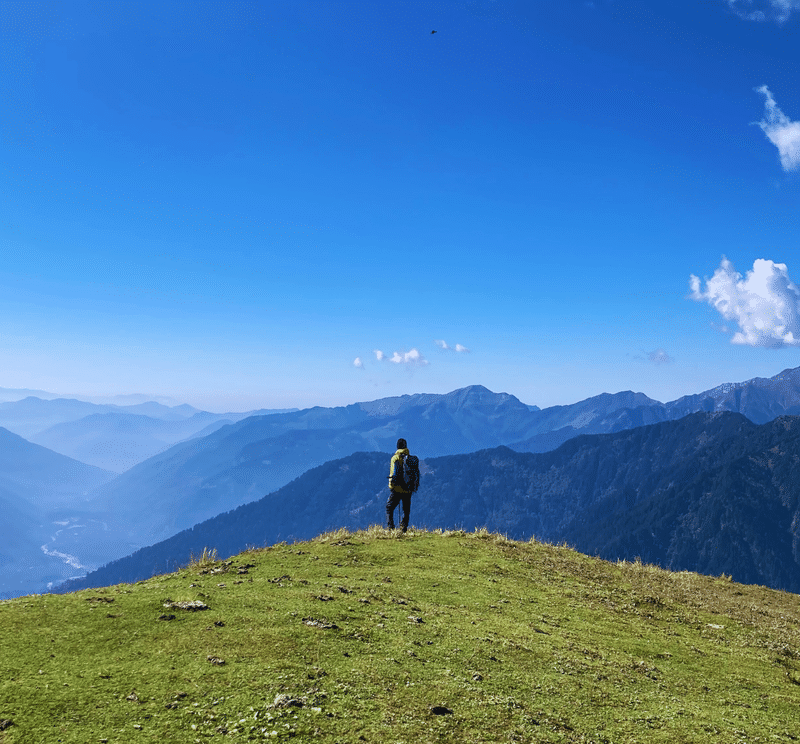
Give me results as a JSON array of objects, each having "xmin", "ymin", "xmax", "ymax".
[{"xmin": 386, "ymin": 438, "xmax": 413, "ymax": 532}]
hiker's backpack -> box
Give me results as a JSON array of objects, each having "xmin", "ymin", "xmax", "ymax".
[
  {"xmin": 390, "ymin": 454, "xmax": 407, "ymax": 491},
  {"xmin": 402, "ymin": 454, "xmax": 420, "ymax": 493},
  {"xmin": 390, "ymin": 453, "xmax": 421, "ymax": 493}
]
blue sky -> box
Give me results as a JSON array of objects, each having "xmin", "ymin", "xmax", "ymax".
[{"xmin": 3, "ymin": 0, "xmax": 800, "ymax": 412}]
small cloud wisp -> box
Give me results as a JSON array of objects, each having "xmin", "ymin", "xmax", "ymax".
[
  {"xmin": 725, "ymin": 0, "xmax": 800, "ymax": 22},
  {"xmin": 648, "ymin": 349, "xmax": 673, "ymax": 364},
  {"xmin": 374, "ymin": 348, "xmax": 429, "ymax": 366},
  {"xmin": 689, "ymin": 256, "xmax": 800, "ymax": 347},
  {"xmin": 754, "ymin": 86, "xmax": 800, "ymax": 171},
  {"xmin": 435, "ymin": 339, "xmax": 471, "ymax": 353},
  {"xmin": 390, "ymin": 349, "xmax": 429, "ymax": 365}
]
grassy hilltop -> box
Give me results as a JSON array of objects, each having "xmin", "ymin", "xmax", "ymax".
[{"xmin": 2, "ymin": 528, "xmax": 800, "ymax": 743}]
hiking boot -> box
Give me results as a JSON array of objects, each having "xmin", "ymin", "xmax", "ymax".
[{"xmin": 387, "ymin": 523, "xmax": 395, "ymax": 530}]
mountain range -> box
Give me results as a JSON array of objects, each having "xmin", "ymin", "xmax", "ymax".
[
  {"xmin": 73, "ymin": 365, "xmax": 800, "ymax": 552},
  {"xmin": 60, "ymin": 410, "xmax": 800, "ymax": 595},
  {"xmin": 8, "ymin": 364, "xmax": 800, "ymax": 597},
  {"xmin": 0, "ymin": 396, "xmax": 297, "ymax": 472}
]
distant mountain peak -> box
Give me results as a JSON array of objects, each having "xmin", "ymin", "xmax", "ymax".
[
  {"xmin": 453, "ymin": 384, "xmax": 493, "ymax": 393},
  {"xmin": 444, "ymin": 384, "xmax": 518, "ymax": 402},
  {"xmin": 356, "ymin": 385, "xmax": 520, "ymax": 418}
]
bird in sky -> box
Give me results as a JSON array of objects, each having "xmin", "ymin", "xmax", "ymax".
[{"xmin": 431, "ymin": 30, "xmax": 436, "ymax": 34}]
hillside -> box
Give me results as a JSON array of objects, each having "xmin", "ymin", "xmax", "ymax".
[
  {"xmin": 62, "ymin": 411, "xmax": 800, "ymax": 595},
  {"xmin": 4, "ymin": 528, "xmax": 800, "ymax": 743}
]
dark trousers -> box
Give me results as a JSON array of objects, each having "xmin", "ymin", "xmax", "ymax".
[{"xmin": 385, "ymin": 489, "xmax": 411, "ymax": 530}]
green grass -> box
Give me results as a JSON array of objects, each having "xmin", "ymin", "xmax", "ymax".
[{"xmin": 2, "ymin": 526, "xmax": 800, "ymax": 743}]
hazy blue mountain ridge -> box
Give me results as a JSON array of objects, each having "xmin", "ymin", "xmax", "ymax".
[
  {"xmin": 508, "ymin": 398, "xmax": 671, "ymax": 453},
  {"xmin": 0, "ymin": 397, "xmax": 297, "ymax": 472},
  {"xmin": 30, "ymin": 411, "xmax": 260, "ymax": 473},
  {"xmin": 0, "ymin": 426, "xmax": 114, "ymax": 505},
  {"xmin": 663, "ymin": 366, "xmax": 800, "ymax": 423},
  {"xmin": 513, "ymin": 390, "xmax": 663, "ymax": 440},
  {"xmin": 506, "ymin": 368, "xmax": 800, "ymax": 451},
  {"xmin": 0, "ymin": 396, "xmax": 200, "ymax": 439},
  {"xmin": 0, "ymin": 386, "xmax": 62, "ymax": 403}
]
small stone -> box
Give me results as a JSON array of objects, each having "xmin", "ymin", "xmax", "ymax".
[
  {"xmin": 207, "ymin": 656, "xmax": 225, "ymax": 665},
  {"xmin": 430, "ymin": 706, "xmax": 453, "ymax": 715},
  {"xmin": 472, "ymin": 672, "xmax": 483, "ymax": 681},
  {"xmin": 302, "ymin": 617, "xmax": 338, "ymax": 630},
  {"xmin": 163, "ymin": 600, "xmax": 208, "ymax": 611},
  {"xmin": 214, "ymin": 620, "xmax": 225, "ymax": 627},
  {"xmin": 0, "ymin": 720, "xmax": 12, "ymax": 731},
  {"xmin": 273, "ymin": 694, "xmax": 304, "ymax": 708},
  {"xmin": 408, "ymin": 615, "xmax": 424, "ymax": 624},
  {"xmin": 126, "ymin": 692, "xmax": 139, "ymax": 702},
  {"xmin": 158, "ymin": 614, "xmax": 176, "ymax": 621}
]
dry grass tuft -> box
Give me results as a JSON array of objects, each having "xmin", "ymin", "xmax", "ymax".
[
  {"xmin": 187, "ymin": 547, "xmax": 218, "ymax": 568},
  {"xmin": 313, "ymin": 527, "xmax": 353, "ymax": 543}
]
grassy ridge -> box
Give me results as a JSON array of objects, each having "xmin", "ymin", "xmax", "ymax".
[{"xmin": 2, "ymin": 527, "xmax": 800, "ymax": 743}]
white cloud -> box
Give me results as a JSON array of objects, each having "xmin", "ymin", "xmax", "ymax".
[
  {"xmin": 435, "ymin": 339, "xmax": 470, "ymax": 353},
  {"xmin": 389, "ymin": 348, "xmax": 429, "ymax": 366},
  {"xmin": 753, "ymin": 86, "xmax": 800, "ymax": 171},
  {"xmin": 353, "ymin": 357, "xmax": 364, "ymax": 369},
  {"xmin": 648, "ymin": 349, "xmax": 673, "ymax": 364},
  {"xmin": 689, "ymin": 256, "xmax": 800, "ymax": 347},
  {"xmin": 725, "ymin": 0, "xmax": 800, "ymax": 22},
  {"xmin": 373, "ymin": 348, "xmax": 429, "ymax": 366}
]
